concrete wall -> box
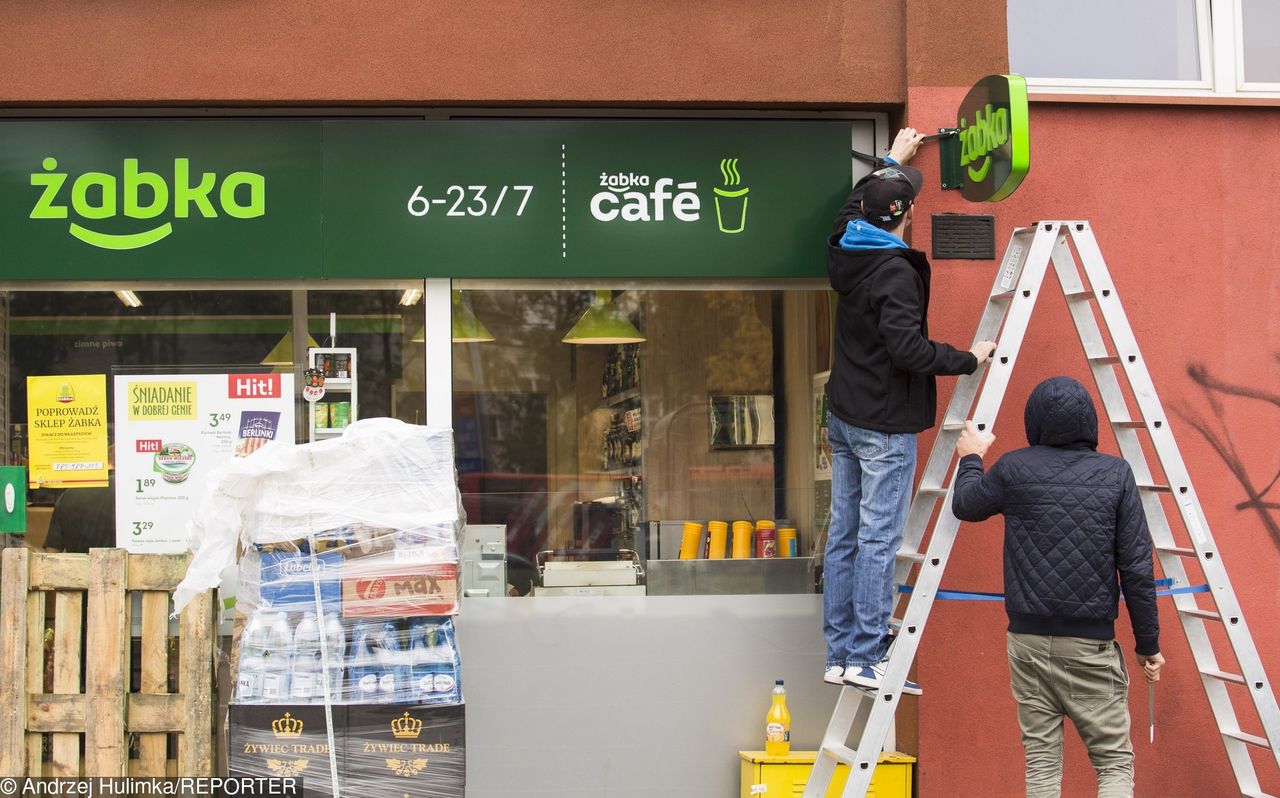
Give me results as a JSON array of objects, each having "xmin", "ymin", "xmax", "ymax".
[{"xmin": 456, "ymin": 594, "xmax": 845, "ymax": 798}]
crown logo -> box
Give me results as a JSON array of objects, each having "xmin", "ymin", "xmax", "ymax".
[
  {"xmin": 272, "ymin": 712, "xmax": 304, "ymax": 738},
  {"xmin": 391, "ymin": 711, "xmax": 423, "ymax": 739}
]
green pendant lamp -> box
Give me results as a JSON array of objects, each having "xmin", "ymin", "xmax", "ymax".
[
  {"xmin": 412, "ymin": 290, "xmax": 496, "ymax": 343},
  {"xmin": 562, "ymin": 290, "xmax": 646, "ymax": 345},
  {"xmin": 451, "ymin": 289, "xmax": 495, "ymax": 343}
]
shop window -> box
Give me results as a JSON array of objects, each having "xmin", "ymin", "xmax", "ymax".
[
  {"xmin": 451, "ymin": 285, "xmax": 832, "ymax": 598},
  {"xmin": 1008, "ymin": 0, "xmax": 1280, "ymax": 98},
  {"xmin": 3, "ymin": 285, "xmax": 425, "ymax": 554}
]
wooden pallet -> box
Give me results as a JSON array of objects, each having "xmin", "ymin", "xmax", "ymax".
[{"xmin": 0, "ymin": 548, "xmax": 214, "ymax": 776}]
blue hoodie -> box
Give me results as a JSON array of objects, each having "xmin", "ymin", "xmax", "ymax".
[{"xmin": 838, "ymin": 218, "xmax": 908, "ymax": 251}]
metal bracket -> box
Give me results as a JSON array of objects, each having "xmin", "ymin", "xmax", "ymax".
[{"xmin": 933, "ymin": 128, "xmax": 961, "ymax": 190}]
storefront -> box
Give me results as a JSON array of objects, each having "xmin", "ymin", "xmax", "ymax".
[{"xmin": 0, "ymin": 114, "xmax": 894, "ymax": 796}]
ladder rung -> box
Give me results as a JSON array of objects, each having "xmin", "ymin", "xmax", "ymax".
[
  {"xmin": 1064, "ymin": 289, "xmax": 1096, "ymax": 301},
  {"xmin": 888, "ymin": 617, "xmax": 904, "ymax": 630},
  {"xmin": 1156, "ymin": 545, "xmax": 1197, "ymax": 558},
  {"xmin": 821, "ymin": 743, "xmax": 859, "ymax": 765},
  {"xmin": 1112, "ymin": 420, "xmax": 1148, "ymax": 429},
  {"xmin": 1088, "ymin": 355, "xmax": 1121, "ymax": 365},
  {"xmin": 1221, "ymin": 729, "xmax": 1271, "ymax": 749},
  {"xmin": 1177, "ymin": 606, "xmax": 1221, "ymax": 621},
  {"xmin": 941, "ymin": 422, "xmax": 966, "ymax": 431},
  {"xmin": 895, "ymin": 550, "xmax": 926, "ymax": 564},
  {"xmin": 1201, "ymin": 669, "xmax": 1247, "ymax": 685},
  {"xmin": 990, "ymin": 289, "xmax": 1016, "ymax": 302},
  {"xmin": 917, "ymin": 487, "xmax": 948, "ymax": 498},
  {"xmin": 1137, "ymin": 483, "xmax": 1171, "ymax": 493},
  {"xmin": 1242, "ymin": 791, "xmax": 1278, "ymax": 798}
]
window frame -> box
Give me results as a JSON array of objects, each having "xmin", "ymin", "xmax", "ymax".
[
  {"xmin": 1234, "ymin": 0, "xmax": 1280, "ymax": 92},
  {"xmin": 1015, "ymin": 0, "xmax": 1280, "ymax": 100}
]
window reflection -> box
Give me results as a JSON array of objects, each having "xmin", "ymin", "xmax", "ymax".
[{"xmin": 452, "ymin": 286, "xmax": 829, "ymax": 597}]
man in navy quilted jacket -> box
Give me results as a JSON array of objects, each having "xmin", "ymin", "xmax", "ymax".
[{"xmin": 952, "ymin": 376, "xmax": 1164, "ymax": 798}]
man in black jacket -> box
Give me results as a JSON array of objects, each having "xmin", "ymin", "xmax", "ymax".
[
  {"xmin": 823, "ymin": 127, "xmax": 995, "ymax": 693},
  {"xmin": 953, "ymin": 376, "xmax": 1165, "ymax": 798}
]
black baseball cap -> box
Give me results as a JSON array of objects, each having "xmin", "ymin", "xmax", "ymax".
[{"xmin": 860, "ymin": 165, "xmax": 924, "ymax": 227}]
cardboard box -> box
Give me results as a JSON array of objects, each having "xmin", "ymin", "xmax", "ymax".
[
  {"xmin": 229, "ymin": 703, "xmax": 464, "ymax": 798},
  {"xmin": 229, "ymin": 704, "xmax": 342, "ymax": 798},
  {"xmin": 345, "ymin": 704, "xmax": 465, "ymax": 798},
  {"xmin": 342, "ymin": 560, "xmax": 458, "ymax": 618}
]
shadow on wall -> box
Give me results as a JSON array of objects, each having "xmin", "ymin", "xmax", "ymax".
[{"xmin": 1174, "ymin": 356, "xmax": 1280, "ymax": 552}]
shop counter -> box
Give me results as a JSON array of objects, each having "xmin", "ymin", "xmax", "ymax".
[{"xmin": 646, "ymin": 556, "xmax": 814, "ymax": 595}]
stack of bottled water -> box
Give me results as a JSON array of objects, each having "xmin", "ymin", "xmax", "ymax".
[{"xmin": 234, "ymin": 609, "xmax": 461, "ymax": 705}]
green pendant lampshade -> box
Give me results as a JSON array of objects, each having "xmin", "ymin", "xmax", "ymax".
[
  {"xmin": 562, "ymin": 290, "xmax": 645, "ymax": 345},
  {"xmin": 451, "ymin": 290, "xmax": 495, "ymax": 343},
  {"xmin": 412, "ymin": 290, "xmax": 496, "ymax": 343},
  {"xmin": 261, "ymin": 330, "xmax": 320, "ymax": 366}
]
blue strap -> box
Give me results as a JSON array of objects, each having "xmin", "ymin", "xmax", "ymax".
[{"xmin": 897, "ymin": 579, "xmax": 1209, "ymax": 601}]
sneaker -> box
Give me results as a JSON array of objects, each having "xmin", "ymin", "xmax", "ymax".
[
  {"xmin": 823, "ymin": 665, "xmax": 846, "ymax": 685},
  {"xmin": 844, "ymin": 661, "xmax": 923, "ymax": 696}
]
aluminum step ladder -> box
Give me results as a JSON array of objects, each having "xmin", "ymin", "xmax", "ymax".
[{"xmin": 804, "ymin": 221, "xmax": 1280, "ymax": 798}]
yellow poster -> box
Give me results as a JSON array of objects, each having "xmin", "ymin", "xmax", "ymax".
[{"xmin": 27, "ymin": 375, "xmax": 110, "ymax": 488}]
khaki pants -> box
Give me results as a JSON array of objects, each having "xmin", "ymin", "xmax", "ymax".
[{"xmin": 1007, "ymin": 632, "xmax": 1134, "ymax": 798}]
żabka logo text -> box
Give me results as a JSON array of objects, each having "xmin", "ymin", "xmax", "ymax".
[
  {"xmin": 29, "ymin": 157, "xmax": 266, "ymax": 250},
  {"xmin": 589, "ymin": 172, "xmax": 701, "ymax": 223}
]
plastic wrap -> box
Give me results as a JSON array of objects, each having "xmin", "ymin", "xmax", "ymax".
[
  {"xmin": 174, "ymin": 417, "xmax": 463, "ymax": 613},
  {"xmin": 178, "ymin": 418, "xmax": 466, "ymax": 798}
]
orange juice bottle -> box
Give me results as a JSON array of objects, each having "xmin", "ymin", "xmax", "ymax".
[{"xmin": 764, "ymin": 679, "xmax": 791, "ymax": 756}]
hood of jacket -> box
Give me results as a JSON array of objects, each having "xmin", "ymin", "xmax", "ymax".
[
  {"xmin": 839, "ymin": 218, "xmax": 908, "ymax": 251},
  {"xmin": 1023, "ymin": 376, "xmax": 1098, "ymax": 450},
  {"xmin": 827, "ymin": 219, "xmax": 914, "ymax": 295}
]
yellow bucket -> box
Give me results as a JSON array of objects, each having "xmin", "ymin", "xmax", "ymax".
[
  {"xmin": 707, "ymin": 521, "xmax": 729, "ymax": 559},
  {"xmin": 679, "ymin": 521, "xmax": 704, "ymax": 559}
]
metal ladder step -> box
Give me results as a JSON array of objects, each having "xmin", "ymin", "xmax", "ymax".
[
  {"xmin": 1156, "ymin": 545, "xmax": 1197, "ymax": 558},
  {"xmin": 1177, "ymin": 606, "xmax": 1221, "ymax": 622},
  {"xmin": 1087, "ymin": 354, "xmax": 1122, "ymax": 365},
  {"xmin": 895, "ymin": 550, "xmax": 926, "ymax": 564},
  {"xmin": 820, "ymin": 743, "xmax": 859, "ymax": 765},
  {"xmin": 1221, "ymin": 728, "xmax": 1271, "ymax": 748},
  {"xmin": 916, "ymin": 486, "xmax": 948, "ymax": 498},
  {"xmin": 1137, "ymin": 483, "xmax": 1171, "ymax": 493},
  {"xmin": 1202, "ymin": 669, "xmax": 1247, "ymax": 686},
  {"xmin": 1111, "ymin": 420, "xmax": 1148, "ymax": 429}
]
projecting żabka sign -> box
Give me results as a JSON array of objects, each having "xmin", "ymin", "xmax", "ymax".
[{"xmin": 958, "ymin": 74, "xmax": 1029, "ymax": 202}]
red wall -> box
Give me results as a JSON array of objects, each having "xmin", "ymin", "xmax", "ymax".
[
  {"xmin": 0, "ymin": 0, "xmax": 910, "ymax": 105},
  {"xmin": 906, "ymin": 86, "xmax": 1280, "ymax": 796}
]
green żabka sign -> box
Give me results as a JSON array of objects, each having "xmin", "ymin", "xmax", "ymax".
[
  {"xmin": 0, "ymin": 119, "xmax": 850, "ymax": 280},
  {"xmin": 958, "ymin": 74, "xmax": 1030, "ymax": 202}
]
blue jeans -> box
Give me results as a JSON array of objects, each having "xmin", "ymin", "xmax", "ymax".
[{"xmin": 823, "ymin": 415, "xmax": 916, "ymax": 668}]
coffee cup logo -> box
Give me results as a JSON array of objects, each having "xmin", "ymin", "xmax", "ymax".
[{"xmin": 713, "ymin": 158, "xmax": 749, "ymax": 234}]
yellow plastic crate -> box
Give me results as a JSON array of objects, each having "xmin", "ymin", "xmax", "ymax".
[{"xmin": 739, "ymin": 750, "xmax": 915, "ymax": 798}]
